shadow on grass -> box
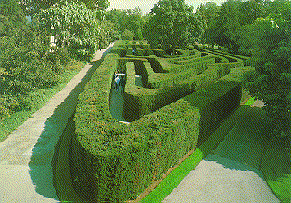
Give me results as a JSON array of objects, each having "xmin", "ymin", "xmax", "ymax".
[{"xmin": 28, "ymin": 49, "xmax": 111, "ymax": 200}]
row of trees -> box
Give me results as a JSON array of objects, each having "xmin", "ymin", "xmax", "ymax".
[
  {"xmin": 1, "ymin": 0, "xmax": 290, "ymax": 138},
  {"xmin": 194, "ymin": 0, "xmax": 290, "ymax": 138}
]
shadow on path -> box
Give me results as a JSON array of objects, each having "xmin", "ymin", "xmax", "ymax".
[
  {"xmin": 28, "ymin": 47, "xmax": 112, "ymax": 200},
  {"xmin": 207, "ymin": 106, "xmax": 291, "ymax": 179}
]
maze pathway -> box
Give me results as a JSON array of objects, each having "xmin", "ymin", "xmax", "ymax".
[{"xmin": 110, "ymin": 87, "xmax": 125, "ymax": 121}]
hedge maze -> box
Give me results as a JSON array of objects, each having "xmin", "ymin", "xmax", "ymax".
[{"xmin": 70, "ymin": 40, "xmax": 255, "ymax": 202}]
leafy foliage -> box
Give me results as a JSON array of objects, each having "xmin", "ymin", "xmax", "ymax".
[
  {"xmin": 198, "ymin": 0, "xmax": 291, "ymax": 138},
  {"xmin": 105, "ymin": 7, "xmax": 144, "ymax": 40},
  {"xmin": 36, "ymin": 1, "xmax": 101, "ymax": 61},
  {"xmin": 72, "ymin": 43, "xmax": 244, "ymax": 201},
  {"xmin": 20, "ymin": 0, "xmax": 109, "ymax": 15},
  {"xmin": 0, "ymin": 0, "xmax": 67, "ymax": 120},
  {"xmin": 143, "ymin": 0, "xmax": 199, "ymax": 52},
  {"xmin": 121, "ymin": 29, "xmax": 134, "ymax": 40},
  {"xmin": 196, "ymin": 0, "xmax": 266, "ymax": 53},
  {"xmin": 242, "ymin": 14, "xmax": 291, "ymax": 137},
  {"xmin": 195, "ymin": 2, "xmax": 220, "ymax": 46}
]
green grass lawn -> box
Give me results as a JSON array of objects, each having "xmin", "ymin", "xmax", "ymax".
[{"xmin": 0, "ymin": 65, "xmax": 83, "ymax": 142}]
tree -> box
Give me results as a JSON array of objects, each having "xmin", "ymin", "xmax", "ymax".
[
  {"xmin": 203, "ymin": 0, "xmax": 266, "ymax": 53},
  {"xmin": 36, "ymin": 1, "xmax": 101, "ymax": 60},
  {"xmin": 242, "ymin": 1, "xmax": 291, "ymax": 138},
  {"xmin": 121, "ymin": 29, "xmax": 134, "ymax": 40},
  {"xmin": 105, "ymin": 7, "xmax": 144, "ymax": 40},
  {"xmin": 0, "ymin": 0, "xmax": 63, "ymax": 119},
  {"xmin": 143, "ymin": 0, "xmax": 198, "ymax": 53},
  {"xmin": 98, "ymin": 19, "xmax": 118, "ymax": 48},
  {"xmin": 195, "ymin": 2, "xmax": 220, "ymax": 46},
  {"xmin": 20, "ymin": 0, "xmax": 109, "ymax": 15}
]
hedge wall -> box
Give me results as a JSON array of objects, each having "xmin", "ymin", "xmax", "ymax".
[
  {"xmin": 71, "ymin": 54, "xmax": 243, "ymax": 201},
  {"xmin": 112, "ymin": 42, "xmax": 251, "ymax": 122},
  {"xmin": 71, "ymin": 51, "xmax": 201, "ymax": 201},
  {"xmin": 169, "ymin": 51, "xmax": 202, "ymax": 62},
  {"xmin": 170, "ymin": 54, "xmax": 215, "ymax": 65},
  {"xmin": 71, "ymin": 41, "xmax": 253, "ymax": 202},
  {"xmin": 123, "ymin": 57, "xmax": 235, "ymax": 121}
]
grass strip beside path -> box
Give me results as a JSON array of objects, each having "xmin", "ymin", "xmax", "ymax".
[
  {"xmin": 141, "ymin": 107, "xmax": 239, "ymax": 203},
  {"xmin": 0, "ymin": 65, "xmax": 83, "ymax": 142}
]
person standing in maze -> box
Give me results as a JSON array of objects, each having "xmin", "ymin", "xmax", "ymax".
[{"xmin": 114, "ymin": 74, "xmax": 120, "ymax": 91}]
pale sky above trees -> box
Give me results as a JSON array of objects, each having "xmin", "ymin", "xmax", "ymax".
[{"xmin": 107, "ymin": 0, "xmax": 226, "ymax": 14}]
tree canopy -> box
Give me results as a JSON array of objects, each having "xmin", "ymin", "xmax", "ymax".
[
  {"xmin": 20, "ymin": 0, "xmax": 109, "ymax": 15},
  {"xmin": 36, "ymin": 1, "xmax": 101, "ymax": 60},
  {"xmin": 0, "ymin": 0, "xmax": 64, "ymax": 119},
  {"xmin": 242, "ymin": 1, "xmax": 291, "ymax": 137},
  {"xmin": 143, "ymin": 0, "xmax": 199, "ymax": 52},
  {"xmin": 105, "ymin": 7, "xmax": 144, "ymax": 40}
]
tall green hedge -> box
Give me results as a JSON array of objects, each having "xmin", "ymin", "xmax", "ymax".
[
  {"xmin": 72, "ymin": 52, "xmax": 201, "ymax": 201},
  {"xmin": 170, "ymin": 54, "xmax": 214, "ymax": 65},
  {"xmin": 123, "ymin": 58, "xmax": 234, "ymax": 121},
  {"xmin": 71, "ymin": 41, "xmax": 252, "ymax": 202},
  {"xmin": 72, "ymin": 57, "xmax": 243, "ymax": 201}
]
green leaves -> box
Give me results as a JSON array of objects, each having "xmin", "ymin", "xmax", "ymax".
[
  {"xmin": 36, "ymin": 1, "xmax": 100, "ymax": 60},
  {"xmin": 105, "ymin": 8, "xmax": 144, "ymax": 40},
  {"xmin": 144, "ymin": 0, "xmax": 197, "ymax": 51}
]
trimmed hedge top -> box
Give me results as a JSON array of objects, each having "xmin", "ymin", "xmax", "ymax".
[{"xmin": 72, "ymin": 40, "xmax": 254, "ymax": 202}]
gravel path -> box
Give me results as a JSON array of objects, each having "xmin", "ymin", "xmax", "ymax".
[
  {"xmin": 0, "ymin": 44, "xmax": 114, "ymax": 203},
  {"xmin": 163, "ymin": 104, "xmax": 280, "ymax": 203}
]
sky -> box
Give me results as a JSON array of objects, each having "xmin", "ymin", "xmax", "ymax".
[{"xmin": 107, "ymin": 0, "xmax": 226, "ymax": 14}]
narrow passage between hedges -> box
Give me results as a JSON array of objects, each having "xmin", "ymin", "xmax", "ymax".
[
  {"xmin": 109, "ymin": 61, "xmax": 144, "ymax": 124},
  {"xmin": 109, "ymin": 87, "xmax": 126, "ymax": 121}
]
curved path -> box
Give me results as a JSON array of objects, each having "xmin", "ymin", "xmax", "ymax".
[
  {"xmin": 0, "ymin": 44, "xmax": 114, "ymax": 202},
  {"xmin": 162, "ymin": 105, "xmax": 280, "ymax": 203}
]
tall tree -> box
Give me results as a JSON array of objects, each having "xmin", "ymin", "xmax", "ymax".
[
  {"xmin": 242, "ymin": 0, "xmax": 291, "ymax": 138},
  {"xmin": 0, "ymin": 0, "xmax": 63, "ymax": 119},
  {"xmin": 143, "ymin": 0, "xmax": 198, "ymax": 52},
  {"xmin": 36, "ymin": 1, "xmax": 101, "ymax": 60},
  {"xmin": 195, "ymin": 2, "xmax": 220, "ymax": 46},
  {"xmin": 204, "ymin": 0, "xmax": 265, "ymax": 53},
  {"xmin": 105, "ymin": 7, "xmax": 144, "ymax": 40}
]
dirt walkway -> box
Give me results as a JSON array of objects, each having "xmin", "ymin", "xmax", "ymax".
[
  {"xmin": 0, "ymin": 44, "xmax": 114, "ymax": 202},
  {"xmin": 162, "ymin": 104, "xmax": 280, "ymax": 203}
]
